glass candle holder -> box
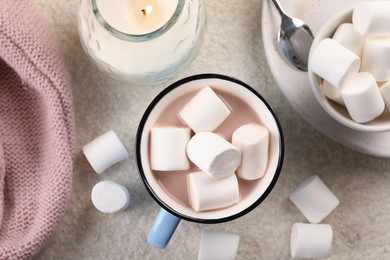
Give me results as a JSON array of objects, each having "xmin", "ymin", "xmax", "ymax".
[{"xmin": 77, "ymin": 0, "xmax": 205, "ymax": 85}]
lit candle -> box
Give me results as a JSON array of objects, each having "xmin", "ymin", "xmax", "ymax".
[
  {"xmin": 128, "ymin": 0, "xmax": 172, "ymax": 32},
  {"xmin": 95, "ymin": 0, "xmax": 178, "ymax": 35},
  {"xmin": 78, "ymin": 0, "xmax": 205, "ymax": 84}
]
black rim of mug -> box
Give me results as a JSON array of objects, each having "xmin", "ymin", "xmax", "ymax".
[{"xmin": 135, "ymin": 73, "xmax": 285, "ymax": 224}]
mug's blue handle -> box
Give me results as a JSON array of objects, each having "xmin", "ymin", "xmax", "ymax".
[{"xmin": 147, "ymin": 208, "xmax": 181, "ymax": 249}]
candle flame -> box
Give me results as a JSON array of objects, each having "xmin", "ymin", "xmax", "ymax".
[{"xmin": 141, "ymin": 5, "xmax": 153, "ymax": 16}]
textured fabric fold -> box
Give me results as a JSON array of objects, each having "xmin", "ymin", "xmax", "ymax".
[
  {"xmin": 0, "ymin": 0, "xmax": 75, "ymax": 259},
  {"xmin": 0, "ymin": 144, "xmax": 4, "ymax": 231}
]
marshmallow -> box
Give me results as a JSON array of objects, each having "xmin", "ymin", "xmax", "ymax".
[
  {"xmin": 361, "ymin": 37, "xmax": 390, "ymax": 82},
  {"xmin": 340, "ymin": 72, "xmax": 385, "ymax": 123},
  {"xmin": 188, "ymin": 171, "xmax": 239, "ymax": 212},
  {"xmin": 332, "ymin": 23, "xmax": 365, "ymax": 57},
  {"xmin": 353, "ymin": 1, "xmax": 390, "ymax": 36},
  {"xmin": 198, "ymin": 230, "xmax": 240, "ymax": 260},
  {"xmin": 310, "ymin": 38, "xmax": 360, "ymax": 87},
  {"xmin": 186, "ymin": 132, "xmax": 241, "ymax": 178},
  {"xmin": 82, "ymin": 130, "xmax": 128, "ymax": 174},
  {"xmin": 289, "ymin": 175, "xmax": 339, "ymax": 224},
  {"xmin": 231, "ymin": 123, "xmax": 269, "ymax": 180},
  {"xmin": 150, "ymin": 127, "xmax": 191, "ymax": 171},
  {"xmin": 291, "ymin": 223, "xmax": 333, "ymax": 259},
  {"xmin": 91, "ymin": 180, "xmax": 130, "ymax": 214},
  {"xmin": 322, "ymin": 80, "xmax": 345, "ymax": 105},
  {"xmin": 179, "ymin": 86, "xmax": 231, "ymax": 133},
  {"xmin": 379, "ymin": 81, "xmax": 390, "ymax": 108}
]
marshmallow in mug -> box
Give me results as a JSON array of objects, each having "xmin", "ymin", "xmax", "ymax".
[
  {"xmin": 353, "ymin": 1, "xmax": 390, "ymax": 36},
  {"xmin": 340, "ymin": 72, "xmax": 385, "ymax": 123},
  {"xmin": 179, "ymin": 86, "xmax": 231, "ymax": 133},
  {"xmin": 290, "ymin": 223, "xmax": 333, "ymax": 259},
  {"xmin": 186, "ymin": 132, "xmax": 241, "ymax": 179},
  {"xmin": 361, "ymin": 37, "xmax": 390, "ymax": 82},
  {"xmin": 232, "ymin": 123, "xmax": 270, "ymax": 180},
  {"xmin": 188, "ymin": 171, "xmax": 239, "ymax": 212},
  {"xmin": 309, "ymin": 38, "xmax": 360, "ymax": 88},
  {"xmin": 150, "ymin": 127, "xmax": 191, "ymax": 171}
]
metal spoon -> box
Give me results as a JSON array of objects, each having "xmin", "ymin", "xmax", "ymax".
[{"xmin": 269, "ymin": 0, "xmax": 314, "ymax": 71}]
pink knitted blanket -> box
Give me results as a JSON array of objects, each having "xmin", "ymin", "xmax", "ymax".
[{"xmin": 0, "ymin": 1, "xmax": 75, "ymax": 259}]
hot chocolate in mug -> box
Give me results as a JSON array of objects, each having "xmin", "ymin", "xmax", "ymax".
[{"xmin": 136, "ymin": 74, "xmax": 284, "ymax": 248}]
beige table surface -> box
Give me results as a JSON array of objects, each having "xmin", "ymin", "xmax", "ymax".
[{"xmin": 35, "ymin": 0, "xmax": 390, "ymax": 259}]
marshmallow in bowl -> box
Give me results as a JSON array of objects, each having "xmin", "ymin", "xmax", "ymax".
[
  {"xmin": 322, "ymin": 80, "xmax": 345, "ymax": 105},
  {"xmin": 379, "ymin": 81, "xmax": 390, "ymax": 108},
  {"xmin": 186, "ymin": 132, "xmax": 241, "ymax": 178},
  {"xmin": 332, "ymin": 23, "xmax": 365, "ymax": 57},
  {"xmin": 353, "ymin": 1, "xmax": 390, "ymax": 36},
  {"xmin": 340, "ymin": 72, "xmax": 385, "ymax": 123},
  {"xmin": 290, "ymin": 223, "xmax": 333, "ymax": 259},
  {"xmin": 361, "ymin": 37, "xmax": 390, "ymax": 82},
  {"xmin": 188, "ymin": 171, "xmax": 239, "ymax": 212},
  {"xmin": 232, "ymin": 123, "xmax": 269, "ymax": 180},
  {"xmin": 150, "ymin": 127, "xmax": 191, "ymax": 171},
  {"xmin": 309, "ymin": 38, "xmax": 360, "ymax": 88},
  {"xmin": 179, "ymin": 86, "xmax": 231, "ymax": 133},
  {"xmin": 310, "ymin": 2, "xmax": 390, "ymax": 124}
]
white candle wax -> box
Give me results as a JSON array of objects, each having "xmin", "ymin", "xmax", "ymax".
[
  {"xmin": 78, "ymin": 0, "xmax": 205, "ymax": 84},
  {"xmin": 96, "ymin": 0, "xmax": 178, "ymax": 35}
]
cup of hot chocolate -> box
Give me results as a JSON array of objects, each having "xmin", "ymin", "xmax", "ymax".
[{"xmin": 135, "ymin": 74, "xmax": 284, "ymax": 249}]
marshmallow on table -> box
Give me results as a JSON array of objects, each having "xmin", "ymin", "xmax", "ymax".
[
  {"xmin": 353, "ymin": 1, "xmax": 390, "ymax": 36},
  {"xmin": 232, "ymin": 123, "xmax": 269, "ymax": 180},
  {"xmin": 332, "ymin": 23, "xmax": 365, "ymax": 57},
  {"xmin": 310, "ymin": 38, "xmax": 360, "ymax": 88},
  {"xmin": 361, "ymin": 37, "xmax": 390, "ymax": 82},
  {"xmin": 379, "ymin": 81, "xmax": 390, "ymax": 108},
  {"xmin": 289, "ymin": 175, "xmax": 339, "ymax": 224},
  {"xmin": 340, "ymin": 72, "xmax": 385, "ymax": 123},
  {"xmin": 150, "ymin": 127, "xmax": 191, "ymax": 171},
  {"xmin": 198, "ymin": 230, "xmax": 240, "ymax": 260},
  {"xmin": 291, "ymin": 223, "xmax": 333, "ymax": 259},
  {"xmin": 188, "ymin": 171, "xmax": 239, "ymax": 212},
  {"xmin": 82, "ymin": 130, "xmax": 128, "ymax": 174},
  {"xmin": 91, "ymin": 180, "xmax": 130, "ymax": 214},
  {"xmin": 186, "ymin": 132, "xmax": 241, "ymax": 178},
  {"xmin": 322, "ymin": 80, "xmax": 345, "ymax": 105},
  {"xmin": 179, "ymin": 86, "xmax": 231, "ymax": 133}
]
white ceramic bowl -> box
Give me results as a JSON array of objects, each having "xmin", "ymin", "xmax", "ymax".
[{"xmin": 308, "ymin": 5, "xmax": 390, "ymax": 132}]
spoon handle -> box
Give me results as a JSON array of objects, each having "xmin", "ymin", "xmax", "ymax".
[{"xmin": 269, "ymin": 0, "xmax": 287, "ymax": 18}]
